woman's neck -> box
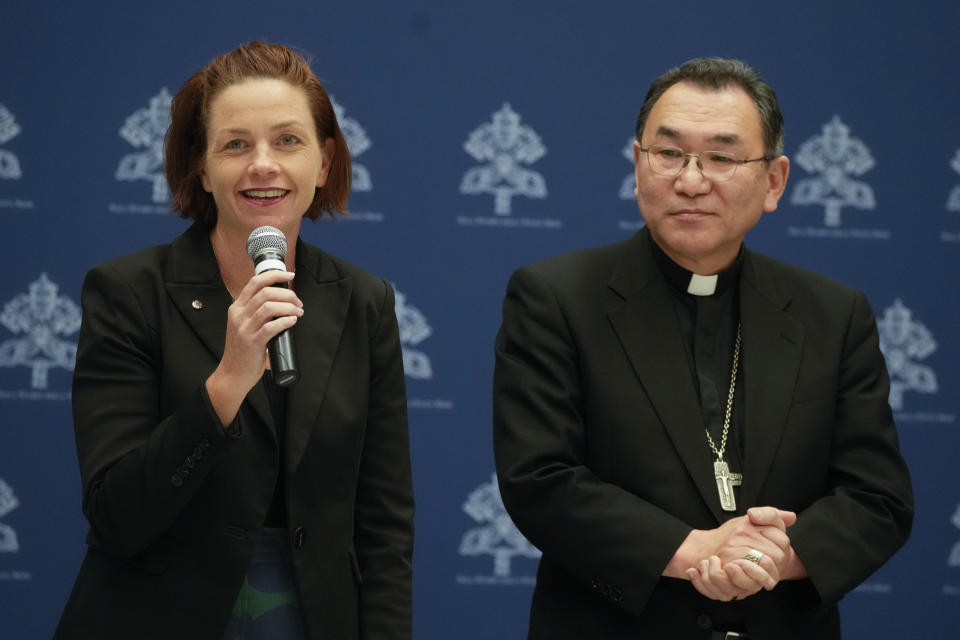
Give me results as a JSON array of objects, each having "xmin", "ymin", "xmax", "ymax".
[{"xmin": 210, "ymin": 223, "xmax": 298, "ymax": 298}]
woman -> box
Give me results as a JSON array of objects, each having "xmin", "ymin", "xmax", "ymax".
[{"xmin": 55, "ymin": 42, "xmax": 414, "ymax": 639}]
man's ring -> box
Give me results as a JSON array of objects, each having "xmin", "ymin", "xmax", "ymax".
[{"xmin": 744, "ymin": 549, "xmax": 764, "ymax": 564}]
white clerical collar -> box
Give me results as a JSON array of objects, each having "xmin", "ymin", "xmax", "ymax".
[{"xmin": 687, "ymin": 273, "xmax": 719, "ymax": 296}]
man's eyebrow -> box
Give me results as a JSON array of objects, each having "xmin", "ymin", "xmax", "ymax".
[
  {"xmin": 707, "ymin": 133, "xmax": 742, "ymax": 146},
  {"xmin": 654, "ymin": 125, "xmax": 681, "ymax": 139}
]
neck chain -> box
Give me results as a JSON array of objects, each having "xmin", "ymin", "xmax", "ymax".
[{"xmin": 708, "ymin": 321, "xmax": 743, "ymax": 512}]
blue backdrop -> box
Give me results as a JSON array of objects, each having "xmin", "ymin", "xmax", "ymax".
[{"xmin": 1, "ymin": 2, "xmax": 958, "ymax": 638}]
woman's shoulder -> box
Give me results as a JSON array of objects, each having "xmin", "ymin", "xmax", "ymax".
[
  {"xmin": 85, "ymin": 242, "xmax": 173, "ymax": 287},
  {"xmin": 88, "ymin": 223, "xmax": 216, "ymax": 284},
  {"xmin": 297, "ymin": 240, "xmax": 391, "ymax": 298},
  {"xmin": 81, "ymin": 225, "xmax": 213, "ymax": 312}
]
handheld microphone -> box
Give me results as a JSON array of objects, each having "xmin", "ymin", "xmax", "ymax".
[{"xmin": 246, "ymin": 226, "xmax": 299, "ymax": 386}]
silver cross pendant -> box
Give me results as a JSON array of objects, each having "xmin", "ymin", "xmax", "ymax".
[{"xmin": 713, "ymin": 460, "xmax": 742, "ymax": 512}]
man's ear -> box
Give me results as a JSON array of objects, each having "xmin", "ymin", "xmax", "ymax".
[{"xmin": 763, "ymin": 155, "xmax": 790, "ymax": 212}]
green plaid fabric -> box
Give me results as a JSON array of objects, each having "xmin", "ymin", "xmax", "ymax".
[{"xmin": 223, "ymin": 529, "xmax": 308, "ymax": 639}]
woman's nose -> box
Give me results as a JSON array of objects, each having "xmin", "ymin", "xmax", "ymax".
[{"xmin": 248, "ymin": 143, "xmax": 279, "ymax": 175}]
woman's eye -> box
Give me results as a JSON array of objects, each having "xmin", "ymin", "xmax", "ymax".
[
  {"xmin": 224, "ymin": 139, "xmax": 246, "ymax": 150},
  {"xmin": 280, "ymin": 134, "xmax": 300, "ymax": 146}
]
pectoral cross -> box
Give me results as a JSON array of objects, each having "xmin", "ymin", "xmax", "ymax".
[{"xmin": 713, "ymin": 460, "xmax": 742, "ymax": 512}]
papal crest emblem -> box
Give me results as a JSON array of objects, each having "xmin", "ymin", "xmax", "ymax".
[
  {"xmin": 115, "ymin": 88, "xmax": 172, "ymax": 203},
  {"xmin": 0, "ymin": 103, "xmax": 23, "ymax": 179},
  {"xmin": 458, "ymin": 473, "xmax": 540, "ymax": 578},
  {"xmin": 332, "ymin": 98, "xmax": 373, "ymax": 192},
  {"xmin": 0, "ymin": 478, "xmax": 20, "ymax": 553},
  {"xmin": 394, "ymin": 287, "xmax": 433, "ymax": 380},
  {"xmin": 460, "ymin": 103, "xmax": 548, "ymax": 215},
  {"xmin": 791, "ymin": 115, "xmax": 876, "ymax": 227},
  {"xmin": 0, "ymin": 273, "xmax": 80, "ymax": 389},
  {"xmin": 619, "ymin": 136, "xmax": 637, "ymax": 200},
  {"xmin": 877, "ymin": 299, "xmax": 938, "ymax": 411},
  {"xmin": 946, "ymin": 149, "xmax": 960, "ymax": 211}
]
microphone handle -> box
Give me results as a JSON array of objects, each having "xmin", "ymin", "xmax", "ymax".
[{"xmin": 267, "ymin": 280, "xmax": 299, "ymax": 386}]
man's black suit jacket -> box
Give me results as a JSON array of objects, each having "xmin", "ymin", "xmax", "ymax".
[
  {"xmin": 494, "ymin": 228, "xmax": 913, "ymax": 639},
  {"xmin": 55, "ymin": 223, "xmax": 414, "ymax": 640}
]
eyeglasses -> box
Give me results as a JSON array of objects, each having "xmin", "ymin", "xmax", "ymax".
[{"xmin": 639, "ymin": 144, "xmax": 776, "ymax": 182}]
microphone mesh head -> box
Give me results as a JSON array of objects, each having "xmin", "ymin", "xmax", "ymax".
[{"xmin": 246, "ymin": 226, "xmax": 288, "ymax": 261}]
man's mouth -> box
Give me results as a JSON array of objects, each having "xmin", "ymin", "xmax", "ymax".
[{"xmin": 671, "ymin": 209, "xmax": 712, "ymax": 218}]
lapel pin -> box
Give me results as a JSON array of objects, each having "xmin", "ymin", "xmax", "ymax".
[{"xmin": 191, "ymin": 300, "xmax": 203, "ymax": 310}]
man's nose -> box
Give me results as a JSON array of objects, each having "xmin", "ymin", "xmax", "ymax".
[
  {"xmin": 674, "ymin": 155, "xmax": 710, "ymax": 195},
  {"xmin": 681, "ymin": 154, "xmax": 705, "ymax": 176}
]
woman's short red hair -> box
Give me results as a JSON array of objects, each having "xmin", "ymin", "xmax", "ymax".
[{"xmin": 165, "ymin": 41, "xmax": 351, "ymax": 224}]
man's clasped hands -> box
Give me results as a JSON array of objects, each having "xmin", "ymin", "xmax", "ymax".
[{"xmin": 667, "ymin": 506, "xmax": 808, "ymax": 601}]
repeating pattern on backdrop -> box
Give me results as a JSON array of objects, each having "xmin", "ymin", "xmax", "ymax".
[
  {"xmin": 947, "ymin": 149, "xmax": 960, "ymax": 211},
  {"xmin": 460, "ymin": 103, "xmax": 547, "ymax": 215},
  {"xmin": 0, "ymin": 478, "xmax": 19, "ymax": 553},
  {"xmin": 393, "ymin": 286, "xmax": 433, "ymax": 380},
  {"xmin": 0, "ymin": 103, "xmax": 22, "ymax": 180},
  {"xmin": 332, "ymin": 98, "xmax": 373, "ymax": 192},
  {"xmin": 949, "ymin": 505, "xmax": 960, "ymax": 568},
  {"xmin": 0, "ymin": 273, "xmax": 80, "ymax": 390},
  {"xmin": 115, "ymin": 88, "xmax": 172, "ymax": 203},
  {"xmin": 619, "ymin": 136, "xmax": 636, "ymax": 200},
  {"xmin": 877, "ymin": 299, "xmax": 938, "ymax": 411},
  {"xmin": 459, "ymin": 473, "xmax": 540, "ymax": 579},
  {"xmin": 790, "ymin": 115, "xmax": 876, "ymax": 227}
]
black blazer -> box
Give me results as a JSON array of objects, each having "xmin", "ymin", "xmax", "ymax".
[
  {"xmin": 55, "ymin": 223, "xmax": 414, "ymax": 640},
  {"xmin": 493, "ymin": 228, "xmax": 913, "ymax": 640}
]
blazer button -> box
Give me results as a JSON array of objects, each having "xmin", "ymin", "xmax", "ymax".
[
  {"xmin": 293, "ymin": 526, "xmax": 307, "ymax": 549},
  {"xmin": 602, "ymin": 584, "xmax": 611, "ymax": 598},
  {"xmin": 591, "ymin": 579, "xmax": 600, "ymax": 590},
  {"xmin": 613, "ymin": 589, "xmax": 623, "ymax": 602},
  {"xmin": 170, "ymin": 474, "xmax": 183, "ymax": 487},
  {"xmin": 696, "ymin": 613, "xmax": 712, "ymax": 630},
  {"xmin": 193, "ymin": 446, "xmax": 204, "ymax": 459},
  {"xmin": 199, "ymin": 438, "xmax": 210, "ymax": 450}
]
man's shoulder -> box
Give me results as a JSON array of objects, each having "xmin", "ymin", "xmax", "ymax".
[
  {"xmin": 746, "ymin": 249, "xmax": 862, "ymax": 304},
  {"xmin": 520, "ymin": 237, "xmax": 634, "ymax": 283}
]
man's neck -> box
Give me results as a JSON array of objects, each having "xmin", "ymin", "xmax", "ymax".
[
  {"xmin": 648, "ymin": 235, "xmax": 744, "ymax": 298},
  {"xmin": 655, "ymin": 243, "xmax": 740, "ymax": 276}
]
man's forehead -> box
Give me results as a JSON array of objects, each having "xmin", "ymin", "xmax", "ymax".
[
  {"xmin": 654, "ymin": 125, "xmax": 743, "ymax": 147},
  {"xmin": 645, "ymin": 82, "xmax": 763, "ymax": 145}
]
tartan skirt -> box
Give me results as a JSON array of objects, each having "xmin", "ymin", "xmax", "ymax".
[{"xmin": 222, "ymin": 528, "xmax": 308, "ymax": 640}]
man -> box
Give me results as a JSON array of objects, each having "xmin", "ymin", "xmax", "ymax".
[{"xmin": 493, "ymin": 58, "xmax": 913, "ymax": 640}]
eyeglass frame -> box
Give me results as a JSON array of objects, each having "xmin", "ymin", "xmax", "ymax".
[{"xmin": 638, "ymin": 143, "xmax": 778, "ymax": 182}]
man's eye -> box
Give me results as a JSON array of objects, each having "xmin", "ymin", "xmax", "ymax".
[
  {"xmin": 708, "ymin": 153, "xmax": 736, "ymax": 164},
  {"xmin": 658, "ymin": 148, "xmax": 683, "ymax": 159}
]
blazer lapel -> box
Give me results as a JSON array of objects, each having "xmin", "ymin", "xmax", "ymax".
[
  {"xmin": 283, "ymin": 239, "xmax": 352, "ymax": 473},
  {"xmin": 738, "ymin": 251, "xmax": 804, "ymax": 507},
  {"xmin": 606, "ymin": 230, "xmax": 725, "ymax": 522},
  {"xmin": 163, "ymin": 223, "xmax": 274, "ymax": 431}
]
